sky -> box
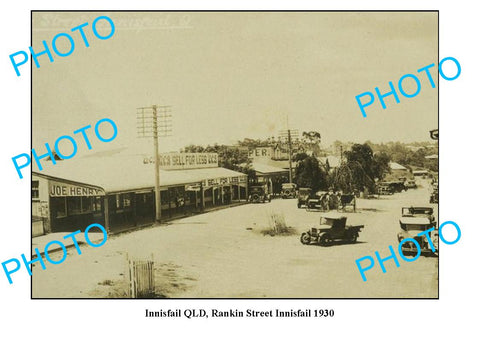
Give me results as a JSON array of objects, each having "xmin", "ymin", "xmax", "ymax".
[{"xmin": 32, "ymin": 11, "xmax": 438, "ymax": 156}]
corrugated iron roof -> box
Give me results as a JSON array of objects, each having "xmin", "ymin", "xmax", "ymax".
[
  {"xmin": 33, "ymin": 149, "xmax": 246, "ymax": 193},
  {"xmin": 389, "ymin": 162, "xmax": 407, "ymax": 170}
]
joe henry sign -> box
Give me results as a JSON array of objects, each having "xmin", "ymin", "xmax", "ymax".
[
  {"xmin": 49, "ymin": 180, "xmax": 106, "ymax": 197},
  {"xmin": 143, "ymin": 153, "xmax": 219, "ymax": 170}
]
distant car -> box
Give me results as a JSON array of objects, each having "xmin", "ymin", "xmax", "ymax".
[
  {"xmin": 248, "ymin": 186, "xmax": 271, "ymax": 203},
  {"xmin": 377, "ymin": 181, "xmax": 406, "ymax": 194},
  {"xmin": 376, "ymin": 183, "xmax": 394, "ymax": 195},
  {"xmin": 281, "ymin": 183, "xmax": 297, "ymax": 199},
  {"xmin": 404, "ymin": 179, "xmax": 417, "ymax": 189},
  {"xmin": 397, "ymin": 216, "xmax": 438, "ymax": 256},
  {"xmin": 297, "ymin": 188, "xmax": 312, "ymax": 208},
  {"xmin": 306, "ymin": 191, "xmax": 329, "ymax": 211},
  {"xmin": 300, "ymin": 214, "xmax": 364, "ymax": 246},
  {"xmin": 390, "ymin": 181, "xmax": 407, "ymax": 192}
]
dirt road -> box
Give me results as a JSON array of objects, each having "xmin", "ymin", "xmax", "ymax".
[{"xmin": 32, "ymin": 178, "xmax": 438, "ymax": 298}]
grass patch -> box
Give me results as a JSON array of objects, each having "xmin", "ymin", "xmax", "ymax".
[{"xmin": 260, "ymin": 212, "xmax": 297, "ymax": 236}]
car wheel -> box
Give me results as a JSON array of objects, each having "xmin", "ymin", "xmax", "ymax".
[
  {"xmin": 349, "ymin": 233, "xmax": 358, "ymax": 243},
  {"xmin": 319, "ymin": 233, "xmax": 332, "ymax": 246},
  {"xmin": 300, "ymin": 233, "xmax": 311, "ymax": 245}
]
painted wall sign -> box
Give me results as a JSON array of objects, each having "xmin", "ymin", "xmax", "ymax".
[
  {"xmin": 49, "ymin": 180, "xmax": 105, "ymax": 197},
  {"xmin": 248, "ymin": 147, "xmax": 273, "ymax": 159},
  {"xmin": 143, "ymin": 153, "xmax": 218, "ymax": 170}
]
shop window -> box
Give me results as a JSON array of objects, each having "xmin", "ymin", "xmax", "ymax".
[
  {"xmin": 67, "ymin": 197, "xmax": 82, "ymax": 215},
  {"xmin": 81, "ymin": 197, "xmax": 93, "ymax": 213},
  {"xmin": 116, "ymin": 194, "xmax": 122, "ymax": 209},
  {"xmin": 93, "ymin": 196, "xmax": 103, "ymax": 212},
  {"xmin": 32, "ymin": 181, "xmax": 39, "ymax": 200},
  {"xmin": 123, "ymin": 195, "xmax": 131, "ymax": 208},
  {"xmin": 161, "ymin": 190, "xmax": 169, "ymax": 205},
  {"xmin": 53, "ymin": 197, "xmax": 67, "ymax": 218},
  {"xmin": 114, "ymin": 194, "xmax": 132, "ymax": 212}
]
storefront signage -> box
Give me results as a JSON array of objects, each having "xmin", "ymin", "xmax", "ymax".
[
  {"xmin": 202, "ymin": 176, "xmax": 247, "ymax": 187},
  {"xmin": 248, "ymin": 147, "xmax": 273, "ymax": 159},
  {"xmin": 49, "ymin": 181, "xmax": 105, "ymax": 197},
  {"xmin": 143, "ymin": 153, "xmax": 218, "ymax": 169},
  {"xmin": 185, "ymin": 184, "xmax": 201, "ymax": 192}
]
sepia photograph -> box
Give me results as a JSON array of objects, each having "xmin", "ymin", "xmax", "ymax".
[{"xmin": 30, "ymin": 11, "xmax": 439, "ymax": 298}]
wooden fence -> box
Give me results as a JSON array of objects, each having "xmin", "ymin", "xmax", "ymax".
[{"xmin": 127, "ymin": 254, "xmax": 155, "ymax": 298}]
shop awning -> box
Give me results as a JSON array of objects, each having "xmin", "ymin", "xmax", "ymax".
[{"xmin": 36, "ymin": 151, "xmax": 247, "ymax": 194}]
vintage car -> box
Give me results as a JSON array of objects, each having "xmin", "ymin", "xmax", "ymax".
[
  {"xmin": 306, "ymin": 191, "xmax": 329, "ymax": 211},
  {"xmin": 281, "ymin": 183, "xmax": 297, "ymax": 199},
  {"xmin": 389, "ymin": 181, "xmax": 407, "ymax": 192},
  {"xmin": 300, "ymin": 214, "xmax": 364, "ymax": 246},
  {"xmin": 430, "ymin": 183, "xmax": 439, "ymax": 203},
  {"xmin": 404, "ymin": 179, "xmax": 417, "ymax": 189},
  {"xmin": 376, "ymin": 183, "xmax": 394, "ymax": 195},
  {"xmin": 397, "ymin": 216, "xmax": 439, "ymax": 256},
  {"xmin": 297, "ymin": 187, "xmax": 312, "ymax": 208},
  {"xmin": 401, "ymin": 206, "xmax": 436, "ymax": 226},
  {"xmin": 248, "ymin": 185, "xmax": 271, "ymax": 203}
]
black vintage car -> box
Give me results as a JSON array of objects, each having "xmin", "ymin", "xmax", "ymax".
[
  {"xmin": 300, "ymin": 214, "xmax": 364, "ymax": 246},
  {"xmin": 281, "ymin": 183, "xmax": 297, "ymax": 199},
  {"xmin": 376, "ymin": 183, "xmax": 394, "ymax": 195},
  {"xmin": 297, "ymin": 187, "xmax": 312, "ymax": 208},
  {"xmin": 397, "ymin": 217, "xmax": 438, "ymax": 256},
  {"xmin": 401, "ymin": 206, "xmax": 436, "ymax": 225},
  {"xmin": 397, "ymin": 206, "xmax": 438, "ymax": 256},
  {"xmin": 248, "ymin": 185, "xmax": 271, "ymax": 203},
  {"xmin": 306, "ymin": 191, "xmax": 329, "ymax": 211}
]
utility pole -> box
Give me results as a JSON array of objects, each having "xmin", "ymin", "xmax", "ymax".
[
  {"xmin": 287, "ymin": 129, "xmax": 293, "ymax": 183},
  {"xmin": 137, "ymin": 105, "xmax": 172, "ymax": 223},
  {"xmin": 280, "ymin": 118, "xmax": 298, "ymax": 184},
  {"xmin": 152, "ymin": 105, "xmax": 161, "ymax": 222}
]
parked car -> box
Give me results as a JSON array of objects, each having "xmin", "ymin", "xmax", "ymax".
[
  {"xmin": 376, "ymin": 183, "xmax": 394, "ymax": 195},
  {"xmin": 404, "ymin": 179, "xmax": 417, "ymax": 189},
  {"xmin": 389, "ymin": 181, "xmax": 407, "ymax": 192},
  {"xmin": 300, "ymin": 214, "xmax": 364, "ymax": 246},
  {"xmin": 401, "ymin": 206, "xmax": 436, "ymax": 226},
  {"xmin": 281, "ymin": 183, "xmax": 297, "ymax": 199},
  {"xmin": 248, "ymin": 186, "xmax": 271, "ymax": 203},
  {"xmin": 306, "ymin": 191, "xmax": 329, "ymax": 211},
  {"xmin": 297, "ymin": 187, "xmax": 312, "ymax": 208},
  {"xmin": 397, "ymin": 216, "xmax": 438, "ymax": 256}
]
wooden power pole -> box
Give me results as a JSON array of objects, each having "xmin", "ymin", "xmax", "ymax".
[{"xmin": 136, "ymin": 105, "xmax": 172, "ymax": 223}]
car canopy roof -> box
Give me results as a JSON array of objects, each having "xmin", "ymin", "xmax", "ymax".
[
  {"xmin": 399, "ymin": 217, "xmax": 431, "ymax": 225},
  {"xmin": 402, "ymin": 207, "xmax": 433, "ymax": 214},
  {"xmin": 320, "ymin": 212, "xmax": 347, "ymax": 220},
  {"xmin": 282, "ymin": 183, "xmax": 296, "ymax": 188}
]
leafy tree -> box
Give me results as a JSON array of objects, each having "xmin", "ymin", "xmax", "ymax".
[
  {"xmin": 372, "ymin": 151, "xmax": 391, "ymax": 180},
  {"xmin": 294, "ymin": 156, "xmax": 328, "ymax": 191},
  {"xmin": 335, "ymin": 143, "xmax": 390, "ymax": 192},
  {"xmin": 292, "ymin": 152, "xmax": 309, "ymax": 162}
]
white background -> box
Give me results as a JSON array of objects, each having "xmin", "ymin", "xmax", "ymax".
[{"xmin": 0, "ymin": 0, "xmax": 477, "ymax": 339}]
